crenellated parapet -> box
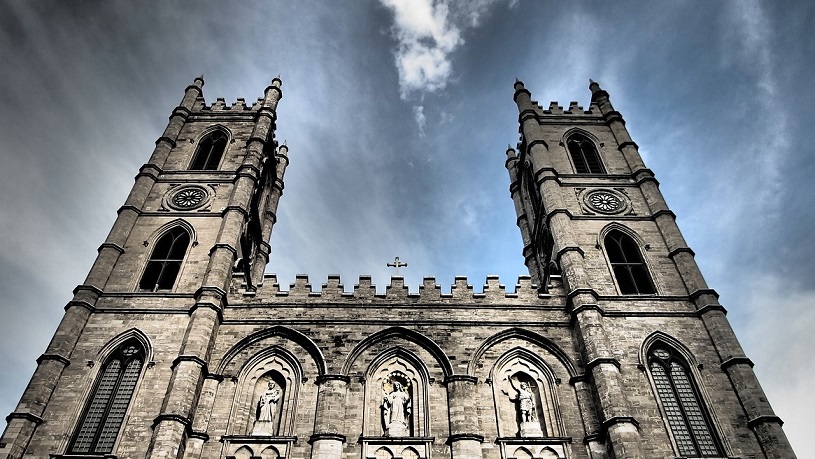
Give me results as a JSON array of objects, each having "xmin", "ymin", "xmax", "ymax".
[
  {"xmin": 520, "ymin": 99, "xmax": 601, "ymax": 118},
  {"xmin": 191, "ymin": 96, "xmax": 269, "ymax": 112},
  {"xmin": 231, "ymin": 273, "xmax": 565, "ymax": 305}
]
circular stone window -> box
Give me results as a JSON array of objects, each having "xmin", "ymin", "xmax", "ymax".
[
  {"xmin": 584, "ymin": 189, "xmax": 627, "ymax": 214},
  {"xmin": 166, "ymin": 186, "xmax": 210, "ymax": 211}
]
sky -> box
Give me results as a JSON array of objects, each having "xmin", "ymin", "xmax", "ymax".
[{"xmin": 0, "ymin": 0, "xmax": 812, "ymax": 455}]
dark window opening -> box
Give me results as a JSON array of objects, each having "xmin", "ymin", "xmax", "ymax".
[
  {"xmin": 139, "ymin": 227, "xmax": 189, "ymax": 291},
  {"xmin": 190, "ymin": 130, "xmax": 227, "ymax": 170},
  {"xmin": 649, "ymin": 346, "xmax": 722, "ymax": 457},
  {"xmin": 70, "ymin": 341, "xmax": 144, "ymax": 454},
  {"xmin": 567, "ymin": 134, "xmax": 604, "ymax": 174},
  {"xmin": 605, "ymin": 230, "xmax": 655, "ymax": 294},
  {"xmin": 523, "ymin": 167, "xmax": 543, "ymax": 219}
]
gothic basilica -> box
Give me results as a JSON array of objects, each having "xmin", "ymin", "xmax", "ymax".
[{"xmin": 0, "ymin": 77, "xmax": 797, "ymax": 459}]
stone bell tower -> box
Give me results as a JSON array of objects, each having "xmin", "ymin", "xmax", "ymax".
[
  {"xmin": 0, "ymin": 76, "xmax": 289, "ymax": 459},
  {"xmin": 504, "ymin": 79, "xmax": 795, "ymax": 458},
  {"xmin": 0, "ymin": 76, "xmax": 798, "ymax": 459}
]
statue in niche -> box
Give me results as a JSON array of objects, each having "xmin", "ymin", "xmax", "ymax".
[
  {"xmin": 382, "ymin": 380, "xmax": 411, "ymax": 437},
  {"xmin": 252, "ymin": 380, "xmax": 281, "ymax": 435},
  {"xmin": 506, "ymin": 376, "xmax": 543, "ymax": 437}
]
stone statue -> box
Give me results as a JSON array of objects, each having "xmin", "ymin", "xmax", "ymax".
[
  {"xmin": 382, "ymin": 381, "xmax": 411, "ymax": 437},
  {"xmin": 252, "ymin": 381, "xmax": 281, "ymax": 435},
  {"xmin": 507, "ymin": 378, "xmax": 542, "ymax": 437},
  {"xmin": 512, "ymin": 380, "xmax": 536, "ymax": 422}
]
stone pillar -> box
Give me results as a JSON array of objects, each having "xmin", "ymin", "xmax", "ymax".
[
  {"xmin": 512, "ymin": 81, "xmax": 645, "ymax": 458},
  {"xmin": 0, "ymin": 290, "xmax": 95, "ymax": 459},
  {"xmin": 149, "ymin": 76, "xmax": 203, "ymax": 168},
  {"xmin": 251, "ymin": 144, "xmax": 289, "ymax": 285},
  {"xmin": 310, "ymin": 375, "xmax": 349, "ymax": 459},
  {"xmin": 504, "ymin": 147, "xmax": 543, "ymax": 285},
  {"xmin": 589, "ymin": 80, "xmax": 796, "ymax": 458},
  {"xmin": 571, "ymin": 377, "xmax": 607, "ymax": 459},
  {"xmin": 149, "ymin": 78, "xmax": 283, "ymax": 458},
  {"xmin": 445, "ymin": 375, "xmax": 483, "ymax": 459},
  {"xmin": 182, "ymin": 375, "xmax": 221, "ymax": 459}
]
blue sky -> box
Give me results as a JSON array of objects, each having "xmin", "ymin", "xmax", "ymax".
[{"xmin": 0, "ymin": 0, "xmax": 812, "ymax": 455}]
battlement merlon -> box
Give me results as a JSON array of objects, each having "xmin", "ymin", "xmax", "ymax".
[
  {"xmin": 513, "ymin": 79, "xmax": 603, "ymax": 121},
  {"xmin": 231, "ymin": 273, "xmax": 563, "ymax": 304},
  {"xmin": 183, "ymin": 76, "xmax": 282, "ymax": 113}
]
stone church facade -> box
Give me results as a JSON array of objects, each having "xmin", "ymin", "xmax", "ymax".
[{"xmin": 0, "ymin": 77, "xmax": 796, "ymax": 459}]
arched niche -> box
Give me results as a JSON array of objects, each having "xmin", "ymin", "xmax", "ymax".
[
  {"xmin": 229, "ymin": 346, "xmax": 302, "ymax": 437},
  {"xmin": 491, "ymin": 349, "xmax": 564, "ymax": 439},
  {"xmin": 363, "ymin": 348, "xmax": 429, "ymax": 438},
  {"xmin": 251, "ymin": 370, "xmax": 287, "ymax": 435}
]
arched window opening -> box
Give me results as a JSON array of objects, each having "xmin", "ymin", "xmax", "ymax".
[
  {"xmin": 604, "ymin": 230, "xmax": 655, "ymax": 294},
  {"xmin": 70, "ymin": 340, "xmax": 144, "ymax": 454},
  {"xmin": 139, "ymin": 227, "xmax": 189, "ymax": 291},
  {"xmin": 190, "ymin": 130, "xmax": 228, "ymax": 170},
  {"xmin": 523, "ymin": 167, "xmax": 543, "ymax": 220},
  {"xmin": 649, "ymin": 346, "xmax": 722, "ymax": 457},
  {"xmin": 566, "ymin": 134, "xmax": 604, "ymax": 174}
]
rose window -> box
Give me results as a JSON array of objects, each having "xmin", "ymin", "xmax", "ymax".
[
  {"xmin": 588, "ymin": 192, "xmax": 621, "ymax": 213},
  {"xmin": 172, "ymin": 188, "xmax": 206, "ymax": 209}
]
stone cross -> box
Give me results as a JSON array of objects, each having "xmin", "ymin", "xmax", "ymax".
[{"xmin": 387, "ymin": 257, "xmax": 408, "ymax": 276}]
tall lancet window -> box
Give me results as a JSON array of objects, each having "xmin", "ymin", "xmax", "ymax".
[
  {"xmin": 139, "ymin": 227, "xmax": 189, "ymax": 291},
  {"xmin": 567, "ymin": 134, "xmax": 604, "ymax": 174},
  {"xmin": 191, "ymin": 129, "xmax": 228, "ymax": 170},
  {"xmin": 70, "ymin": 340, "xmax": 145, "ymax": 454},
  {"xmin": 649, "ymin": 346, "xmax": 722, "ymax": 457},
  {"xmin": 604, "ymin": 229, "xmax": 655, "ymax": 294},
  {"xmin": 523, "ymin": 167, "xmax": 543, "ymax": 220}
]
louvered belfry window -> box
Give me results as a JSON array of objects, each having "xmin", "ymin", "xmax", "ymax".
[
  {"xmin": 139, "ymin": 227, "xmax": 189, "ymax": 291},
  {"xmin": 190, "ymin": 130, "xmax": 227, "ymax": 170},
  {"xmin": 70, "ymin": 341, "xmax": 144, "ymax": 454},
  {"xmin": 567, "ymin": 134, "xmax": 604, "ymax": 174},
  {"xmin": 604, "ymin": 230, "xmax": 655, "ymax": 294},
  {"xmin": 649, "ymin": 347, "xmax": 722, "ymax": 457}
]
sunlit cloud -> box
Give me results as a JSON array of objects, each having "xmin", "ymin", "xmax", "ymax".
[{"xmin": 378, "ymin": 0, "xmax": 506, "ymax": 100}]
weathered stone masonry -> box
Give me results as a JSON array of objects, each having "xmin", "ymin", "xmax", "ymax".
[{"xmin": 0, "ymin": 77, "xmax": 796, "ymax": 459}]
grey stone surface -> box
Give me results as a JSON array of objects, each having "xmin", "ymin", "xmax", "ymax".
[{"xmin": 0, "ymin": 78, "xmax": 796, "ymax": 459}]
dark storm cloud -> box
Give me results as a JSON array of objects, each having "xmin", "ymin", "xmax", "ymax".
[{"xmin": 1, "ymin": 0, "xmax": 813, "ymax": 455}]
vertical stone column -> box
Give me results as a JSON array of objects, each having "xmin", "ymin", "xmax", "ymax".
[
  {"xmin": 147, "ymin": 79, "xmax": 283, "ymax": 459},
  {"xmin": 310, "ymin": 375, "xmax": 349, "ymax": 459},
  {"xmin": 149, "ymin": 76, "xmax": 204, "ymax": 168},
  {"xmin": 504, "ymin": 147, "xmax": 543, "ymax": 285},
  {"xmin": 0, "ymin": 78, "xmax": 203, "ymax": 459},
  {"xmin": 589, "ymin": 80, "xmax": 796, "ymax": 458},
  {"xmin": 251, "ymin": 144, "xmax": 289, "ymax": 285},
  {"xmin": 182, "ymin": 375, "xmax": 221, "ymax": 459},
  {"xmin": 0, "ymin": 293, "xmax": 96, "ymax": 459},
  {"xmin": 445, "ymin": 376, "xmax": 483, "ymax": 459},
  {"xmin": 513, "ymin": 81, "xmax": 645, "ymax": 458},
  {"xmin": 571, "ymin": 377, "xmax": 607, "ymax": 459}
]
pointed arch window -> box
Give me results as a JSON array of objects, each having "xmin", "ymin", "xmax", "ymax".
[
  {"xmin": 139, "ymin": 227, "xmax": 189, "ymax": 291},
  {"xmin": 70, "ymin": 340, "xmax": 144, "ymax": 454},
  {"xmin": 649, "ymin": 346, "xmax": 722, "ymax": 457},
  {"xmin": 523, "ymin": 166, "xmax": 543, "ymax": 220},
  {"xmin": 190, "ymin": 129, "xmax": 228, "ymax": 170},
  {"xmin": 604, "ymin": 230, "xmax": 655, "ymax": 294},
  {"xmin": 567, "ymin": 134, "xmax": 604, "ymax": 174}
]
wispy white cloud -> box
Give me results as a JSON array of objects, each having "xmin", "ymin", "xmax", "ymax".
[
  {"xmin": 379, "ymin": 0, "xmax": 507, "ymax": 100},
  {"xmin": 721, "ymin": 0, "xmax": 788, "ymax": 214},
  {"xmin": 379, "ymin": 0, "xmax": 463, "ymax": 99},
  {"xmin": 413, "ymin": 105, "xmax": 426, "ymax": 136}
]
